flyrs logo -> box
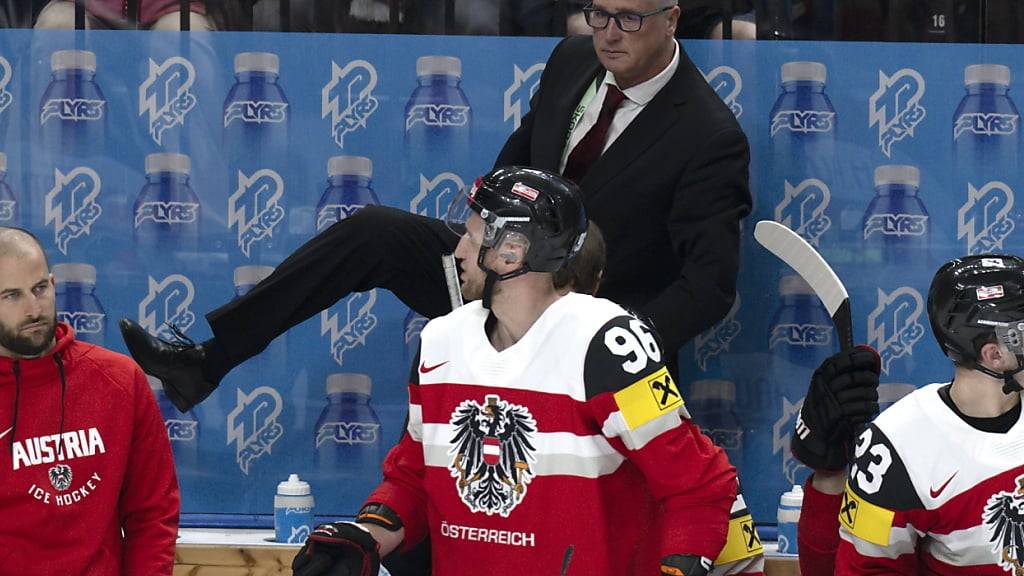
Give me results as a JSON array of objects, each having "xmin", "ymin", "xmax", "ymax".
[
  {"xmin": 227, "ymin": 386, "xmax": 284, "ymax": 475},
  {"xmin": 139, "ymin": 274, "xmax": 196, "ymax": 341},
  {"xmin": 139, "ymin": 57, "xmax": 197, "ymax": 145},
  {"xmin": 868, "ymin": 287, "xmax": 925, "ymax": 374},
  {"xmin": 869, "ymin": 69, "xmax": 927, "ymax": 158},
  {"xmin": 40, "ymin": 97, "xmax": 104, "ymax": 125},
  {"xmin": 411, "ymin": 172, "xmax": 464, "ymax": 218},
  {"xmin": 229, "ymin": 169, "xmax": 285, "ymax": 257},
  {"xmin": 954, "ymin": 112, "xmax": 1018, "ymax": 140},
  {"xmin": 45, "ymin": 167, "xmax": 102, "ymax": 255},
  {"xmin": 504, "ymin": 63, "xmax": 544, "ymax": 131},
  {"xmin": 321, "ymin": 290, "xmax": 378, "ymax": 366},
  {"xmin": 322, "ymin": 60, "xmax": 379, "ymax": 148},
  {"xmin": 317, "ymin": 200, "xmax": 364, "ymax": 233},
  {"xmin": 58, "ymin": 310, "xmax": 104, "ymax": 335},
  {"xmin": 958, "ymin": 181, "xmax": 1016, "ymax": 255},
  {"xmin": 407, "ymin": 104, "xmax": 470, "ymax": 131},
  {"xmin": 703, "ymin": 66, "xmax": 744, "ymax": 118},
  {"xmin": 775, "ymin": 178, "xmax": 832, "ymax": 246},
  {"xmin": 694, "ymin": 295, "xmax": 742, "ymax": 371}
]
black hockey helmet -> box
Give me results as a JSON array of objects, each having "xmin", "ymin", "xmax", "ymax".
[
  {"xmin": 928, "ymin": 254, "xmax": 1024, "ymax": 392},
  {"xmin": 447, "ymin": 166, "xmax": 588, "ymax": 279}
]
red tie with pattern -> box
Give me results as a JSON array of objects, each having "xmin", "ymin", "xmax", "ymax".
[{"xmin": 562, "ymin": 84, "xmax": 627, "ymax": 185}]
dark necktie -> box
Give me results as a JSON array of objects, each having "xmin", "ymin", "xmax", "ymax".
[{"xmin": 562, "ymin": 84, "xmax": 627, "ymax": 185}]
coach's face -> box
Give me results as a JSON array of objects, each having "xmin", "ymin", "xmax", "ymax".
[
  {"xmin": 591, "ymin": 0, "xmax": 679, "ymax": 90},
  {"xmin": 0, "ymin": 247, "xmax": 57, "ymax": 358}
]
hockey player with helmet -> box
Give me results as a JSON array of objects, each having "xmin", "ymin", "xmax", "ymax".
[
  {"xmin": 290, "ymin": 166, "xmax": 763, "ymax": 576},
  {"xmin": 828, "ymin": 255, "xmax": 1024, "ymax": 574}
]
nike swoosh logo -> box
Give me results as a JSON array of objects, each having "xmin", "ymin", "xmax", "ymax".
[
  {"xmin": 419, "ymin": 360, "xmax": 448, "ymax": 374},
  {"xmin": 930, "ymin": 471, "xmax": 959, "ymax": 499},
  {"xmin": 0, "ymin": 426, "xmax": 12, "ymax": 441}
]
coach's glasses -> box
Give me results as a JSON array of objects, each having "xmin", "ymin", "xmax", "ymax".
[{"xmin": 582, "ymin": 5, "xmax": 673, "ymax": 32}]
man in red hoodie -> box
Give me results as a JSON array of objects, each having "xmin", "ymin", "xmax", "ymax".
[{"xmin": 0, "ymin": 227, "xmax": 179, "ymax": 575}]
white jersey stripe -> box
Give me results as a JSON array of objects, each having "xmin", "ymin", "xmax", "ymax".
[
  {"xmin": 407, "ymin": 404, "xmax": 423, "ymax": 442},
  {"xmin": 601, "ymin": 409, "xmax": 682, "ymax": 451},
  {"xmin": 840, "ymin": 523, "xmax": 918, "ymax": 559}
]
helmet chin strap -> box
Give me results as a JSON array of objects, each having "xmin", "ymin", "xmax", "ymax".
[{"xmin": 972, "ymin": 361, "xmax": 1024, "ymax": 394}]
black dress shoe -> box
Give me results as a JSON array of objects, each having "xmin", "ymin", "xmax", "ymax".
[{"xmin": 119, "ymin": 318, "xmax": 220, "ymax": 412}]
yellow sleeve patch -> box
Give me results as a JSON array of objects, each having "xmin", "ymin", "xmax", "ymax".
[
  {"xmin": 612, "ymin": 366, "xmax": 683, "ymax": 431},
  {"xmin": 839, "ymin": 484, "xmax": 895, "ymax": 546},
  {"xmin": 715, "ymin": 513, "xmax": 763, "ymax": 565}
]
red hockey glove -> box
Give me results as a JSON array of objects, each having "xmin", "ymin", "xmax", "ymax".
[{"xmin": 291, "ymin": 522, "xmax": 381, "ymax": 576}]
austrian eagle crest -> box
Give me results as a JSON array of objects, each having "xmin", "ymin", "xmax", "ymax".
[
  {"xmin": 983, "ymin": 473, "xmax": 1024, "ymax": 574},
  {"xmin": 49, "ymin": 464, "xmax": 73, "ymax": 492},
  {"xmin": 448, "ymin": 394, "xmax": 536, "ymax": 517}
]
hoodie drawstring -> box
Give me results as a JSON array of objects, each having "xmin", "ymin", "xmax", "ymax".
[
  {"xmin": 7, "ymin": 354, "xmax": 68, "ymax": 454},
  {"xmin": 53, "ymin": 353, "xmax": 67, "ymax": 459},
  {"xmin": 9, "ymin": 360, "xmax": 18, "ymax": 450}
]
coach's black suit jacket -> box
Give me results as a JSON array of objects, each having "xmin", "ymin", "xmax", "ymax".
[{"xmin": 495, "ymin": 35, "xmax": 751, "ymax": 359}]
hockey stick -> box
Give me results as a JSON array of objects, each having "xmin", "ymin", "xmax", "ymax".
[
  {"xmin": 753, "ymin": 220, "xmax": 853, "ymax": 351},
  {"xmin": 441, "ymin": 253, "xmax": 464, "ymax": 310}
]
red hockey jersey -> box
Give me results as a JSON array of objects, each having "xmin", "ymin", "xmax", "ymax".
[
  {"xmin": 836, "ymin": 383, "xmax": 1024, "ymax": 575},
  {"xmin": 367, "ymin": 294, "xmax": 745, "ymax": 575}
]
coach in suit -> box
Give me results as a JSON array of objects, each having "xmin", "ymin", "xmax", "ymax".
[{"xmin": 120, "ymin": 0, "xmax": 750, "ymax": 413}]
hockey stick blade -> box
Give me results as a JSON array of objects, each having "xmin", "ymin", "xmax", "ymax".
[{"xmin": 753, "ymin": 220, "xmax": 853, "ymax": 351}]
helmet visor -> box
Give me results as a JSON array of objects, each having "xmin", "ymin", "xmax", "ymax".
[{"xmin": 444, "ymin": 180, "xmax": 479, "ymax": 237}]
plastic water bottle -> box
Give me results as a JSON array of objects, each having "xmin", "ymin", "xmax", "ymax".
[
  {"xmin": 223, "ymin": 52, "xmax": 289, "ymax": 169},
  {"xmin": 275, "ymin": 474, "xmax": 315, "ymax": 544},
  {"xmin": 688, "ymin": 379, "xmax": 742, "ymax": 466},
  {"xmin": 39, "ymin": 50, "xmax": 106, "ymax": 158},
  {"xmin": 776, "ymin": 484, "xmax": 803, "ymax": 555},
  {"xmin": 769, "ymin": 61, "xmax": 835, "ymax": 178},
  {"xmin": 316, "ymin": 156, "xmax": 379, "ymax": 234},
  {"xmin": 53, "ymin": 263, "xmax": 106, "ymax": 346},
  {"xmin": 314, "ymin": 374, "xmax": 382, "ymax": 501},
  {"xmin": 133, "ymin": 152, "xmax": 201, "ymax": 252},
  {"xmin": 403, "ymin": 55, "xmax": 471, "ymax": 191},
  {"xmin": 769, "ymin": 275, "xmax": 838, "ymax": 370},
  {"xmin": 148, "ymin": 375, "xmax": 200, "ymax": 471},
  {"xmin": 953, "ymin": 64, "xmax": 1020, "ymax": 171},
  {"xmin": 862, "ymin": 165, "xmax": 929, "ymax": 266},
  {"xmin": 0, "ymin": 152, "xmax": 17, "ymax": 225}
]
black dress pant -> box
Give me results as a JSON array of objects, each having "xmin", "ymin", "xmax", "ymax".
[{"xmin": 206, "ymin": 205, "xmax": 461, "ymax": 367}]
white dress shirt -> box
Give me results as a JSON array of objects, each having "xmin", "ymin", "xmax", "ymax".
[{"xmin": 559, "ymin": 41, "xmax": 681, "ymax": 174}]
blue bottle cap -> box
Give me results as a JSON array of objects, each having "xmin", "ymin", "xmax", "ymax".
[
  {"xmin": 778, "ymin": 274, "xmax": 814, "ymax": 296},
  {"xmin": 690, "ymin": 379, "xmax": 735, "ymax": 402},
  {"xmin": 51, "ymin": 50, "xmax": 96, "ymax": 72},
  {"xmin": 328, "ymin": 155, "xmax": 372, "ymax": 178},
  {"xmin": 965, "ymin": 64, "xmax": 1010, "ymax": 87},
  {"xmin": 781, "ymin": 61, "xmax": 826, "ymax": 84},
  {"xmin": 233, "ymin": 265, "xmax": 275, "ymax": 288},
  {"xmin": 52, "ymin": 263, "xmax": 96, "ymax": 286},
  {"xmin": 235, "ymin": 52, "xmax": 280, "ymax": 75},
  {"xmin": 327, "ymin": 373, "xmax": 372, "ymax": 396},
  {"xmin": 145, "ymin": 152, "xmax": 191, "ymax": 176},
  {"xmin": 874, "ymin": 165, "xmax": 919, "ymax": 188},
  {"xmin": 416, "ymin": 55, "xmax": 461, "ymax": 79}
]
